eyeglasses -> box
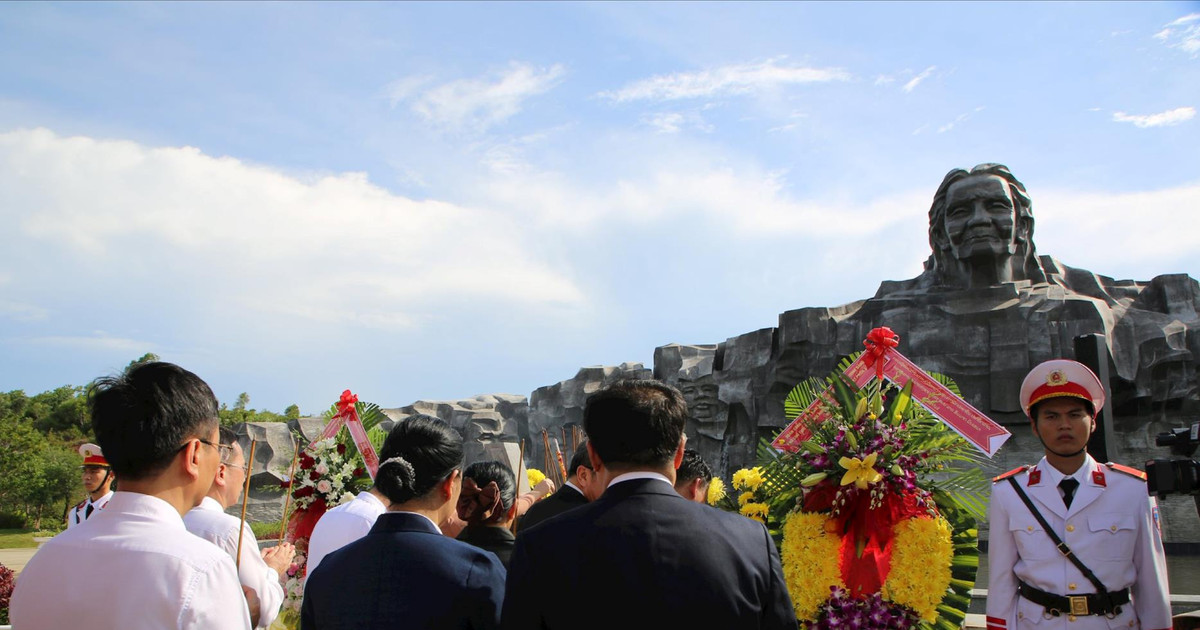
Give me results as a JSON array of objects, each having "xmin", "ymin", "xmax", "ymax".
[{"xmin": 187, "ymin": 437, "xmax": 234, "ymax": 460}]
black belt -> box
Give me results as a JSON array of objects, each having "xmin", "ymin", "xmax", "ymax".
[{"xmin": 1018, "ymin": 580, "xmax": 1129, "ymax": 617}]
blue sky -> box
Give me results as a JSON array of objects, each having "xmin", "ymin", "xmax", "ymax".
[{"xmin": 2, "ymin": 2, "xmax": 1198, "ymax": 414}]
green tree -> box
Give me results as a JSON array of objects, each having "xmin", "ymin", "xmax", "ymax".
[
  {"xmin": 284, "ymin": 404, "xmax": 301, "ymax": 420},
  {"xmin": 125, "ymin": 353, "xmax": 160, "ymax": 371}
]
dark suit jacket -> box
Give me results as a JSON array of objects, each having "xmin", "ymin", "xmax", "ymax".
[
  {"xmin": 457, "ymin": 525, "xmax": 516, "ymax": 568},
  {"xmin": 515, "ymin": 484, "xmax": 587, "ymax": 533},
  {"xmin": 501, "ymin": 477, "xmax": 797, "ymax": 630},
  {"xmin": 303, "ymin": 512, "xmax": 506, "ymax": 630}
]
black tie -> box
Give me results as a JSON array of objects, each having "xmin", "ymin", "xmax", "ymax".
[
  {"xmin": 84, "ymin": 503, "xmax": 94, "ymax": 519},
  {"xmin": 1059, "ymin": 478, "xmax": 1080, "ymax": 509}
]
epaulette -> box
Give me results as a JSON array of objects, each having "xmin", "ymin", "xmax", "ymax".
[
  {"xmin": 74, "ymin": 500, "xmax": 86, "ymax": 510},
  {"xmin": 1105, "ymin": 462, "xmax": 1148, "ymax": 481},
  {"xmin": 992, "ymin": 465, "xmax": 1030, "ymax": 483}
]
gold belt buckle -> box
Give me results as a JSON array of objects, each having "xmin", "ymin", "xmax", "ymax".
[{"xmin": 1068, "ymin": 596, "xmax": 1089, "ymax": 616}]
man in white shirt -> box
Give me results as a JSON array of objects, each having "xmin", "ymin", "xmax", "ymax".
[
  {"xmin": 67, "ymin": 442, "xmax": 116, "ymax": 528},
  {"xmin": 11, "ymin": 361, "xmax": 252, "ymax": 630},
  {"xmin": 305, "ymin": 482, "xmax": 390, "ymax": 577},
  {"xmin": 185, "ymin": 427, "xmax": 295, "ymax": 628}
]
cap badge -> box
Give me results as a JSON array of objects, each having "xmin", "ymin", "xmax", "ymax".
[{"xmin": 1046, "ymin": 370, "xmax": 1069, "ymax": 387}]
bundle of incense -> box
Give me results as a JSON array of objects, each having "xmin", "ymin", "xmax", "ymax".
[
  {"xmin": 555, "ymin": 445, "xmax": 568, "ymax": 482},
  {"xmin": 278, "ymin": 437, "xmax": 299, "ymax": 543},
  {"xmin": 235, "ymin": 438, "xmax": 258, "ymax": 569}
]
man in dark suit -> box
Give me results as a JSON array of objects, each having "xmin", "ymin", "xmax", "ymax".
[
  {"xmin": 673, "ymin": 448, "xmax": 713, "ymax": 503},
  {"xmin": 502, "ymin": 380, "xmax": 797, "ymax": 630},
  {"xmin": 516, "ymin": 441, "xmax": 596, "ymax": 533}
]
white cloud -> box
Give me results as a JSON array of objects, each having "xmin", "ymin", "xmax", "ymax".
[
  {"xmin": 598, "ymin": 58, "xmax": 850, "ymax": 103},
  {"xmin": 390, "ymin": 62, "xmax": 565, "ymax": 131},
  {"xmin": 642, "ymin": 111, "xmax": 713, "ymax": 134},
  {"xmin": 0, "ymin": 300, "xmax": 49, "ymax": 322},
  {"xmin": 1037, "ymin": 183, "xmax": 1200, "ymax": 271},
  {"xmin": 0, "ymin": 128, "xmax": 585, "ymax": 335},
  {"xmin": 23, "ymin": 333, "xmax": 151, "ymax": 353},
  {"xmin": 937, "ymin": 107, "xmax": 984, "ymax": 133},
  {"xmin": 902, "ymin": 66, "xmax": 936, "ymax": 93},
  {"xmin": 874, "ymin": 75, "xmax": 895, "ymax": 86},
  {"xmin": 1154, "ymin": 13, "xmax": 1200, "ymax": 56},
  {"xmin": 1112, "ymin": 107, "xmax": 1195, "ymax": 128}
]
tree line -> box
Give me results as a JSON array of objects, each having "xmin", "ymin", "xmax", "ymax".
[{"xmin": 0, "ymin": 353, "xmax": 300, "ymax": 530}]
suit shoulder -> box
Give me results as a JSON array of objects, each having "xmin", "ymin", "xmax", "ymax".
[
  {"xmin": 992, "ymin": 465, "xmax": 1030, "ymax": 483},
  {"xmin": 1105, "ymin": 462, "xmax": 1148, "ymax": 482}
]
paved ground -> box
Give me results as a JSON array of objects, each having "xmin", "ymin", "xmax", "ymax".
[{"xmin": 0, "ymin": 547, "xmax": 38, "ymax": 576}]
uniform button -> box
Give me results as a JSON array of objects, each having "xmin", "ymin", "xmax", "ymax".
[
  {"xmin": 1066, "ymin": 524, "xmax": 1075, "ymax": 532},
  {"xmin": 1110, "ymin": 525, "xmax": 1117, "ymax": 531},
  {"xmin": 1027, "ymin": 526, "xmax": 1034, "ymax": 531},
  {"xmin": 1018, "ymin": 613, "xmax": 1024, "ymax": 620},
  {"xmin": 1068, "ymin": 583, "xmax": 1076, "ymax": 590}
]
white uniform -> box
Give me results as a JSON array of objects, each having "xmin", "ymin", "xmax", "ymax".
[
  {"xmin": 986, "ymin": 455, "xmax": 1171, "ymax": 630},
  {"xmin": 11, "ymin": 491, "xmax": 251, "ymax": 630},
  {"xmin": 67, "ymin": 489, "xmax": 113, "ymax": 528},
  {"xmin": 184, "ymin": 496, "xmax": 285, "ymax": 629},
  {"xmin": 305, "ymin": 491, "xmax": 386, "ymax": 578}
]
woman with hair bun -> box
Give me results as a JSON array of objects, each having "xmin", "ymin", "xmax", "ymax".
[
  {"xmin": 301, "ymin": 415, "xmax": 505, "ymax": 630},
  {"xmin": 456, "ymin": 461, "xmax": 518, "ymax": 567}
]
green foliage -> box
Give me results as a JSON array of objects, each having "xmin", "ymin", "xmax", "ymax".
[
  {"xmin": 0, "ymin": 528, "xmax": 43, "ymax": 549},
  {"xmin": 219, "ymin": 392, "xmax": 291, "ymax": 426},
  {"xmin": 250, "ymin": 520, "xmax": 283, "ymax": 540}
]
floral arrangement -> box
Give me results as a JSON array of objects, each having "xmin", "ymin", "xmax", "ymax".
[
  {"xmin": 0, "ymin": 561, "xmax": 13, "ymax": 625},
  {"xmin": 706, "ymin": 476, "xmax": 726, "ymax": 506},
  {"xmin": 526, "ymin": 468, "xmax": 547, "ymax": 490},
  {"xmin": 715, "ymin": 331, "xmax": 985, "ymax": 630},
  {"xmin": 272, "ymin": 397, "xmax": 388, "ymax": 629},
  {"xmin": 711, "ymin": 465, "xmax": 776, "ymax": 525}
]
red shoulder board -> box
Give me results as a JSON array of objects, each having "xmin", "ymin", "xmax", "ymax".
[
  {"xmin": 1105, "ymin": 462, "xmax": 1147, "ymax": 481},
  {"xmin": 992, "ymin": 465, "xmax": 1030, "ymax": 483},
  {"xmin": 74, "ymin": 500, "xmax": 86, "ymax": 510}
]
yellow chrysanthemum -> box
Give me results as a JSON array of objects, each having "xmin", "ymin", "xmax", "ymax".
[
  {"xmin": 882, "ymin": 516, "xmax": 954, "ymax": 622},
  {"xmin": 781, "ymin": 512, "xmax": 844, "ymax": 620},
  {"xmin": 737, "ymin": 491, "xmax": 756, "ymax": 507},
  {"xmin": 732, "ymin": 467, "xmax": 764, "ymax": 491},
  {"xmin": 526, "ymin": 468, "xmax": 546, "ymax": 488},
  {"xmin": 739, "ymin": 502, "xmax": 769, "ymax": 523},
  {"xmin": 838, "ymin": 452, "xmax": 883, "ymax": 489},
  {"xmin": 706, "ymin": 477, "xmax": 726, "ymax": 505}
]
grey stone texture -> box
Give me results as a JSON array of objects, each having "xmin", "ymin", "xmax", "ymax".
[{"xmin": 235, "ymin": 163, "xmax": 1200, "ymax": 544}]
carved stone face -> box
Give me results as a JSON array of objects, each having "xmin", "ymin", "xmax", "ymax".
[
  {"xmin": 679, "ymin": 378, "xmax": 727, "ymax": 440},
  {"xmin": 943, "ymin": 174, "xmax": 1018, "ymax": 261}
]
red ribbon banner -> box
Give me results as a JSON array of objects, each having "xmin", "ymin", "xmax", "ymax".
[
  {"xmin": 311, "ymin": 389, "xmax": 382, "ymax": 480},
  {"xmin": 772, "ymin": 328, "xmax": 1011, "ymax": 457}
]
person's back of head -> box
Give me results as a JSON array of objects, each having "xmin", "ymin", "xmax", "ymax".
[
  {"xmin": 458, "ymin": 461, "xmax": 517, "ymax": 526},
  {"xmin": 567, "ymin": 442, "xmax": 592, "ymax": 479},
  {"xmin": 89, "ymin": 361, "xmax": 220, "ymax": 481},
  {"xmin": 374, "ymin": 414, "xmax": 464, "ymax": 507},
  {"xmin": 674, "ymin": 449, "xmax": 713, "ymax": 503},
  {"xmin": 583, "ymin": 379, "xmax": 687, "ymax": 473}
]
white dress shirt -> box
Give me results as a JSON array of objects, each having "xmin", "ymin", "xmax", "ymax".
[
  {"xmin": 305, "ymin": 491, "xmax": 386, "ymax": 577},
  {"xmin": 67, "ymin": 489, "xmax": 113, "ymax": 529},
  {"xmin": 11, "ymin": 491, "xmax": 251, "ymax": 630},
  {"xmin": 184, "ymin": 496, "xmax": 284, "ymax": 629}
]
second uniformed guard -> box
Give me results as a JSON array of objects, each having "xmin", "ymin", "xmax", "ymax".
[
  {"xmin": 67, "ymin": 442, "xmax": 116, "ymax": 529},
  {"xmin": 986, "ymin": 359, "xmax": 1172, "ymax": 630}
]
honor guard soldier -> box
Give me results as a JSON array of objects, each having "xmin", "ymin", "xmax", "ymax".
[
  {"xmin": 986, "ymin": 359, "xmax": 1172, "ymax": 630},
  {"xmin": 68, "ymin": 443, "xmax": 115, "ymax": 528}
]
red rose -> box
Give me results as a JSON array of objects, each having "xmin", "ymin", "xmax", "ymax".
[
  {"xmin": 280, "ymin": 479, "xmax": 293, "ymax": 489},
  {"xmin": 353, "ymin": 467, "xmax": 365, "ymax": 477},
  {"xmin": 309, "ymin": 470, "xmax": 322, "ymax": 481},
  {"xmin": 336, "ymin": 443, "xmax": 347, "ymax": 455}
]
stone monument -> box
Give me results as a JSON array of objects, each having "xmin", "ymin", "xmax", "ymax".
[{"xmin": 238, "ymin": 163, "xmax": 1200, "ymax": 543}]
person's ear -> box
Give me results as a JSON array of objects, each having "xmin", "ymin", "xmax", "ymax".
[
  {"xmin": 672, "ymin": 438, "xmax": 686, "ymax": 470},
  {"xmin": 691, "ymin": 477, "xmax": 707, "ymax": 501},
  {"xmin": 442, "ymin": 469, "xmax": 461, "ymax": 500},
  {"xmin": 182, "ymin": 439, "xmax": 204, "ymax": 480},
  {"xmin": 214, "ymin": 463, "xmax": 228, "ymax": 487}
]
